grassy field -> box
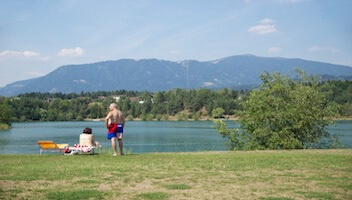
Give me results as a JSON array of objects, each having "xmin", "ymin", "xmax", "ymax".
[{"xmin": 0, "ymin": 150, "xmax": 351, "ymax": 200}]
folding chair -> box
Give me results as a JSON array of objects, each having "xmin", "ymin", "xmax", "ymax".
[{"xmin": 37, "ymin": 141, "xmax": 68, "ymax": 155}]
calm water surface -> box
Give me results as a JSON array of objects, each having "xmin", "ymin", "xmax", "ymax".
[
  {"xmin": 0, "ymin": 120, "xmax": 351, "ymax": 154},
  {"xmin": 0, "ymin": 121, "xmax": 227, "ymax": 154}
]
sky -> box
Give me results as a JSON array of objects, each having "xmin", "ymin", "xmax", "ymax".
[{"xmin": 0, "ymin": 0, "xmax": 351, "ymax": 87}]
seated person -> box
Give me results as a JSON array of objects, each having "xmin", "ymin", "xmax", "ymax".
[{"xmin": 79, "ymin": 127, "xmax": 99, "ymax": 147}]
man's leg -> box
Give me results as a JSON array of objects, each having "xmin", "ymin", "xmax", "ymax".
[
  {"xmin": 111, "ymin": 137, "xmax": 118, "ymax": 156},
  {"xmin": 117, "ymin": 133, "xmax": 124, "ymax": 155},
  {"xmin": 118, "ymin": 139, "xmax": 123, "ymax": 155}
]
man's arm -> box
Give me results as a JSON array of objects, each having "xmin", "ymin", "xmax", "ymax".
[
  {"xmin": 121, "ymin": 113, "xmax": 126, "ymax": 127},
  {"xmin": 105, "ymin": 112, "xmax": 112, "ymax": 128}
]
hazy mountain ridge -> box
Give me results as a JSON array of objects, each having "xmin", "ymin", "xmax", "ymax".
[{"xmin": 1, "ymin": 55, "xmax": 352, "ymax": 97}]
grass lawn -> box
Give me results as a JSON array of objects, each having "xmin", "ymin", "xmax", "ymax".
[{"xmin": 0, "ymin": 149, "xmax": 351, "ymax": 200}]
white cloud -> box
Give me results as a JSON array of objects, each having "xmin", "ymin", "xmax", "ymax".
[
  {"xmin": 248, "ymin": 18, "xmax": 277, "ymax": 35},
  {"xmin": 0, "ymin": 50, "xmax": 40, "ymax": 58},
  {"xmin": 57, "ymin": 47, "xmax": 84, "ymax": 57},
  {"xmin": 203, "ymin": 82, "xmax": 215, "ymax": 87},
  {"xmin": 308, "ymin": 45, "xmax": 339, "ymax": 53},
  {"xmin": 0, "ymin": 51, "xmax": 20, "ymax": 57},
  {"xmin": 268, "ymin": 47, "xmax": 282, "ymax": 53},
  {"xmin": 23, "ymin": 51, "xmax": 40, "ymax": 57},
  {"xmin": 260, "ymin": 18, "xmax": 275, "ymax": 24},
  {"xmin": 248, "ymin": 24, "xmax": 277, "ymax": 35}
]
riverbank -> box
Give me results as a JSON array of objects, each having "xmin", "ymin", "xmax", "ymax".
[
  {"xmin": 85, "ymin": 115, "xmax": 352, "ymax": 122},
  {"xmin": 0, "ymin": 149, "xmax": 351, "ymax": 199},
  {"xmin": 0, "ymin": 123, "xmax": 9, "ymax": 130}
]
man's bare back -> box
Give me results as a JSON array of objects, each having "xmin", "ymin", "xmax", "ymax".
[
  {"xmin": 105, "ymin": 103, "xmax": 125, "ymax": 128},
  {"xmin": 106, "ymin": 110, "xmax": 125, "ymax": 126}
]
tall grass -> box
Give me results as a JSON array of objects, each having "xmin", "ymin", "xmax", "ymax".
[{"xmin": 0, "ymin": 150, "xmax": 351, "ymax": 199}]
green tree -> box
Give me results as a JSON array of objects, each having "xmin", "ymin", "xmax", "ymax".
[
  {"xmin": 56, "ymin": 112, "xmax": 66, "ymax": 121},
  {"xmin": 151, "ymin": 92, "xmax": 167, "ymax": 115},
  {"xmin": 212, "ymin": 107, "xmax": 225, "ymax": 118},
  {"xmin": 214, "ymin": 69, "xmax": 340, "ymax": 150},
  {"xmin": 87, "ymin": 103, "xmax": 103, "ymax": 119},
  {"xmin": 0, "ymin": 98, "xmax": 13, "ymax": 126},
  {"xmin": 130, "ymin": 102, "xmax": 140, "ymax": 118},
  {"xmin": 40, "ymin": 109, "xmax": 48, "ymax": 121},
  {"xmin": 47, "ymin": 110, "xmax": 58, "ymax": 121},
  {"xmin": 189, "ymin": 95, "xmax": 202, "ymax": 112},
  {"xmin": 65, "ymin": 112, "xmax": 74, "ymax": 121},
  {"xmin": 118, "ymin": 98, "xmax": 130, "ymax": 114},
  {"xmin": 191, "ymin": 111, "xmax": 201, "ymax": 120},
  {"xmin": 340, "ymin": 103, "xmax": 352, "ymax": 117},
  {"xmin": 166, "ymin": 92, "xmax": 183, "ymax": 115}
]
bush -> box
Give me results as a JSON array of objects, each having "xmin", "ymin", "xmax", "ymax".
[
  {"xmin": 214, "ymin": 69, "xmax": 340, "ymax": 150},
  {"xmin": 0, "ymin": 123, "xmax": 10, "ymax": 130},
  {"xmin": 146, "ymin": 114, "xmax": 154, "ymax": 121},
  {"xmin": 126, "ymin": 115, "xmax": 134, "ymax": 121},
  {"xmin": 212, "ymin": 107, "xmax": 225, "ymax": 118},
  {"xmin": 192, "ymin": 112, "xmax": 201, "ymax": 121},
  {"xmin": 156, "ymin": 114, "xmax": 163, "ymax": 121},
  {"xmin": 162, "ymin": 114, "xmax": 169, "ymax": 120},
  {"xmin": 140, "ymin": 114, "xmax": 147, "ymax": 121},
  {"xmin": 176, "ymin": 112, "xmax": 187, "ymax": 121}
]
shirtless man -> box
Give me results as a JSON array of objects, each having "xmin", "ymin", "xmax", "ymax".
[{"xmin": 105, "ymin": 103, "xmax": 125, "ymax": 156}]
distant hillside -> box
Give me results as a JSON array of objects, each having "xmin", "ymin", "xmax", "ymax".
[{"xmin": 1, "ymin": 54, "xmax": 352, "ymax": 97}]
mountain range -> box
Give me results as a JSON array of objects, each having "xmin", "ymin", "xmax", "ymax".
[{"xmin": 1, "ymin": 54, "xmax": 352, "ymax": 97}]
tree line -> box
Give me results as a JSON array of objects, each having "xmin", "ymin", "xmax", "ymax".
[
  {"xmin": 0, "ymin": 80, "xmax": 351, "ymax": 125},
  {"xmin": 1, "ymin": 88, "xmax": 247, "ymax": 123}
]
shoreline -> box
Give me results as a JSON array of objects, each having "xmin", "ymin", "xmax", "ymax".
[
  {"xmin": 4, "ymin": 116, "xmax": 352, "ymax": 125},
  {"xmin": 85, "ymin": 116, "xmax": 352, "ymax": 122}
]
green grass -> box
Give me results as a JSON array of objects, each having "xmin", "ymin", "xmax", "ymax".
[
  {"xmin": 164, "ymin": 184, "xmax": 191, "ymax": 190},
  {"xmin": 46, "ymin": 190, "xmax": 108, "ymax": 200},
  {"xmin": 137, "ymin": 192, "xmax": 169, "ymax": 200},
  {"xmin": 0, "ymin": 150, "xmax": 351, "ymax": 199}
]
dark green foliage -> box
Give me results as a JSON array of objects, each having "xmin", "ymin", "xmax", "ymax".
[
  {"xmin": 0, "ymin": 97, "xmax": 12, "ymax": 125},
  {"xmin": 214, "ymin": 69, "xmax": 341, "ymax": 150},
  {"xmin": 319, "ymin": 80, "xmax": 352, "ymax": 117}
]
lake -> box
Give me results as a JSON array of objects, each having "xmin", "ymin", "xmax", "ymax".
[{"xmin": 0, "ymin": 120, "xmax": 351, "ymax": 154}]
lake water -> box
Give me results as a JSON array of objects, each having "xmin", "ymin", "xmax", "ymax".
[{"xmin": 0, "ymin": 120, "xmax": 351, "ymax": 154}]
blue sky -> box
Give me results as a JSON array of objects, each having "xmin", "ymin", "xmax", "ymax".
[{"xmin": 0, "ymin": 0, "xmax": 351, "ymax": 87}]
